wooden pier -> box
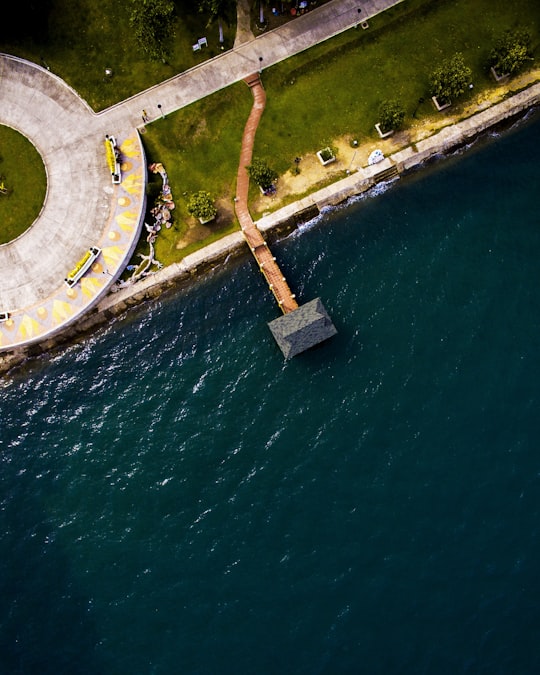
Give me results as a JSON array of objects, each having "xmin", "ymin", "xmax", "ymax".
[
  {"xmin": 235, "ymin": 74, "xmax": 299, "ymax": 314},
  {"xmin": 235, "ymin": 74, "xmax": 336, "ymax": 357}
]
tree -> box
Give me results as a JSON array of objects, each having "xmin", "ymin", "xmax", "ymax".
[
  {"xmin": 187, "ymin": 191, "xmax": 217, "ymax": 221},
  {"xmin": 429, "ymin": 52, "xmax": 472, "ymax": 103},
  {"xmin": 489, "ymin": 29, "xmax": 532, "ymax": 76},
  {"xmin": 246, "ymin": 158, "xmax": 278, "ymax": 190},
  {"xmin": 197, "ymin": 0, "xmax": 236, "ymax": 44},
  {"xmin": 378, "ymin": 99, "xmax": 405, "ymax": 133},
  {"xmin": 129, "ymin": 0, "xmax": 176, "ymax": 62}
]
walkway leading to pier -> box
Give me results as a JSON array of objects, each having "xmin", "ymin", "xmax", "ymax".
[{"xmin": 235, "ymin": 74, "xmax": 299, "ymax": 314}]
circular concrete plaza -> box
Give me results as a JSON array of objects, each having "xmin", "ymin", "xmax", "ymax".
[{"xmin": 0, "ymin": 56, "xmax": 146, "ymax": 352}]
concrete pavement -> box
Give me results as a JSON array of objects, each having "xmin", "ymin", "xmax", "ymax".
[{"xmin": 0, "ymin": 0, "xmax": 404, "ymax": 353}]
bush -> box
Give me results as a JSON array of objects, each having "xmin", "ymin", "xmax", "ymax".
[
  {"xmin": 129, "ymin": 0, "xmax": 176, "ymax": 61},
  {"xmin": 187, "ymin": 190, "xmax": 217, "ymax": 221},
  {"xmin": 489, "ymin": 29, "xmax": 532, "ymax": 76},
  {"xmin": 246, "ymin": 157, "xmax": 278, "ymax": 190},
  {"xmin": 319, "ymin": 147, "xmax": 335, "ymax": 162},
  {"xmin": 429, "ymin": 52, "xmax": 472, "ymax": 103},
  {"xmin": 378, "ymin": 99, "xmax": 405, "ymax": 132}
]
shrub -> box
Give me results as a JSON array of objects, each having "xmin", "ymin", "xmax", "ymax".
[
  {"xmin": 246, "ymin": 157, "xmax": 278, "ymax": 190},
  {"xmin": 429, "ymin": 52, "xmax": 472, "ymax": 103},
  {"xmin": 187, "ymin": 190, "xmax": 217, "ymax": 221},
  {"xmin": 129, "ymin": 0, "xmax": 176, "ymax": 62},
  {"xmin": 319, "ymin": 147, "xmax": 335, "ymax": 162},
  {"xmin": 378, "ymin": 99, "xmax": 405, "ymax": 132},
  {"xmin": 489, "ymin": 29, "xmax": 532, "ymax": 76}
]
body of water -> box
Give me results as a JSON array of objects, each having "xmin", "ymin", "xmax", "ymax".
[{"xmin": 1, "ymin": 112, "xmax": 540, "ymax": 674}]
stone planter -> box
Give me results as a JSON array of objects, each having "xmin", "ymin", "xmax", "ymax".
[
  {"xmin": 490, "ymin": 66, "xmax": 509, "ymax": 82},
  {"xmin": 431, "ymin": 95, "xmax": 451, "ymax": 112},
  {"xmin": 198, "ymin": 215, "xmax": 216, "ymax": 225},
  {"xmin": 317, "ymin": 148, "xmax": 336, "ymax": 166},
  {"xmin": 375, "ymin": 123, "xmax": 394, "ymax": 139}
]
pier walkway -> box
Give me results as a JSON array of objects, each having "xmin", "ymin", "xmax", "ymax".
[
  {"xmin": 235, "ymin": 74, "xmax": 337, "ymax": 358},
  {"xmin": 235, "ymin": 75, "xmax": 298, "ymax": 314}
]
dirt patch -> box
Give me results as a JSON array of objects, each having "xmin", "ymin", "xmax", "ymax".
[
  {"xmin": 252, "ymin": 133, "xmax": 410, "ymax": 213},
  {"xmin": 175, "ymin": 197, "xmax": 236, "ymax": 249}
]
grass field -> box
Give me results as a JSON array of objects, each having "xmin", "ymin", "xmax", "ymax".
[
  {"xmin": 257, "ymin": 0, "xmax": 540, "ymax": 175},
  {"xmin": 0, "ymin": 126, "xmax": 47, "ymax": 244},
  {"xmin": 139, "ymin": 0, "xmax": 539, "ymax": 265}
]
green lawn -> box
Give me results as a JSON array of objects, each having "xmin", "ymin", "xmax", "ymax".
[
  {"xmin": 256, "ymin": 0, "xmax": 540, "ymax": 173},
  {"xmin": 0, "ymin": 126, "xmax": 47, "ymax": 244},
  {"xmin": 138, "ymin": 0, "xmax": 539, "ymax": 265},
  {"xmin": 135, "ymin": 82, "xmax": 252, "ymax": 266}
]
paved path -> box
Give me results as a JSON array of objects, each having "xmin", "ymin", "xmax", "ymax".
[
  {"xmin": 101, "ymin": 0, "xmax": 403, "ymax": 131},
  {"xmin": 0, "ymin": 0, "xmax": 404, "ymax": 353},
  {"xmin": 0, "ymin": 58, "xmax": 147, "ymax": 351},
  {"xmin": 235, "ymin": 75, "xmax": 298, "ymax": 314}
]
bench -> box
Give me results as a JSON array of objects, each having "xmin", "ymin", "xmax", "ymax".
[
  {"xmin": 105, "ymin": 135, "xmax": 121, "ymax": 184},
  {"xmin": 65, "ymin": 246, "xmax": 102, "ymax": 287},
  {"xmin": 193, "ymin": 37, "xmax": 207, "ymax": 51}
]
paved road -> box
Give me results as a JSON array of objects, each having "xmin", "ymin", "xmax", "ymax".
[{"xmin": 0, "ymin": 0, "xmax": 404, "ymax": 352}]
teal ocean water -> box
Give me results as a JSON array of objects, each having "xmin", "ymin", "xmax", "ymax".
[{"xmin": 2, "ymin": 112, "xmax": 540, "ymax": 674}]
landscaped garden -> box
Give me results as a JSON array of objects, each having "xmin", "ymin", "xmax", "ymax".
[
  {"xmin": 0, "ymin": 125, "xmax": 47, "ymax": 245},
  {"xmin": 0, "ymin": 0, "xmax": 238, "ymax": 111},
  {"xmin": 0, "ymin": 0, "xmax": 538, "ymax": 266}
]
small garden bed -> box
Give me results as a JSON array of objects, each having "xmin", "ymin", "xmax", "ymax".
[{"xmin": 317, "ymin": 147, "xmax": 336, "ymax": 166}]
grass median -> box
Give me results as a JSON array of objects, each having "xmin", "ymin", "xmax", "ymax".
[{"xmin": 0, "ymin": 126, "xmax": 47, "ymax": 244}]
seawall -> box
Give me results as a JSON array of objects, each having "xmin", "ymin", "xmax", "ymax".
[{"xmin": 2, "ymin": 82, "xmax": 539, "ymax": 376}]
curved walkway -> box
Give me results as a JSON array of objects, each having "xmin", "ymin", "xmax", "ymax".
[
  {"xmin": 235, "ymin": 75, "xmax": 298, "ymax": 314},
  {"xmin": 0, "ymin": 57, "xmax": 146, "ymax": 351}
]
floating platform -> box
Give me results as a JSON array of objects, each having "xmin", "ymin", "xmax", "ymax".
[{"xmin": 268, "ymin": 297, "xmax": 337, "ymax": 359}]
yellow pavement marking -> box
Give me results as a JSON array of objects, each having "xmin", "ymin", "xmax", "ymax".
[
  {"xmin": 52, "ymin": 299, "xmax": 75, "ymax": 322},
  {"xmin": 122, "ymin": 173, "xmax": 144, "ymax": 194},
  {"xmin": 115, "ymin": 211, "xmax": 138, "ymax": 230},
  {"xmin": 18, "ymin": 314, "xmax": 42, "ymax": 340},
  {"xmin": 80, "ymin": 275, "xmax": 106, "ymax": 298}
]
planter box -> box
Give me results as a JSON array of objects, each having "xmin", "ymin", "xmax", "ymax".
[
  {"xmin": 317, "ymin": 148, "xmax": 336, "ymax": 166},
  {"xmin": 431, "ymin": 95, "xmax": 451, "ymax": 112},
  {"xmin": 490, "ymin": 66, "xmax": 509, "ymax": 82},
  {"xmin": 198, "ymin": 215, "xmax": 216, "ymax": 225},
  {"xmin": 375, "ymin": 123, "xmax": 394, "ymax": 139}
]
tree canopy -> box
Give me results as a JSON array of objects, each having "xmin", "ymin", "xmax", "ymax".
[
  {"xmin": 429, "ymin": 52, "xmax": 472, "ymax": 103},
  {"xmin": 187, "ymin": 191, "xmax": 217, "ymax": 221},
  {"xmin": 246, "ymin": 158, "xmax": 278, "ymax": 190},
  {"xmin": 129, "ymin": 0, "xmax": 176, "ymax": 61},
  {"xmin": 197, "ymin": 0, "xmax": 236, "ymax": 23},
  {"xmin": 489, "ymin": 29, "xmax": 532, "ymax": 76},
  {"xmin": 378, "ymin": 99, "xmax": 405, "ymax": 132}
]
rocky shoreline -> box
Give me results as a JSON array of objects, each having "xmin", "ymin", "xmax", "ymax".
[{"xmin": 2, "ymin": 82, "xmax": 539, "ymax": 378}]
